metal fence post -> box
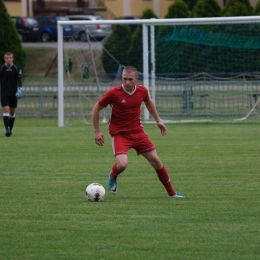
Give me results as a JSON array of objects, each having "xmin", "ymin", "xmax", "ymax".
[{"xmin": 39, "ymin": 85, "xmax": 44, "ymax": 117}]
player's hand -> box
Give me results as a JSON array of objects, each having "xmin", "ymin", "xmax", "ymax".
[
  {"xmin": 157, "ymin": 121, "xmax": 167, "ymax": 136},
  {"xmin": 94, "ymin": 131, "xmax": 105, "ymax": 146},
  {"xmin": 16, "ymin": 88, "xmax": 23, "ymax": 99}
]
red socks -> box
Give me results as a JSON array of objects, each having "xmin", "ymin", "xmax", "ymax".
[
  {"xmin": 110, "ymin": 163, "xmax": 120, "ymax": 179},
  {"xmin": 156, "ymin": 166, "xmax": 175, "ymax": 196},
  {"xmin": 110, "ymin": 163, "xmax": 176, "ymax": 196}
]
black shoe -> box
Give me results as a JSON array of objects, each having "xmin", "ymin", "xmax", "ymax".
[{"xmin": 5, "ymin": 127, "xmax": 11, "ymax": 137}]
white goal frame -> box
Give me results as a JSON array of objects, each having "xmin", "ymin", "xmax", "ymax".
[{"xmin": 57, "ymin": 16, "xmax": 260, "ymax": 127}]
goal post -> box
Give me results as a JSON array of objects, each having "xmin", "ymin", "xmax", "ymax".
[
  {"xmin": 57, "ymin": 24, "xmax": 64, "ymax": 127},
  {"xmin": 142, "ymin": 22, "xmax": 149, "ymax": 121},
  {"xmin": 57, "ymin": 16, "xmax": 260, "ymax": 126},
  {"xmin": 57, "ymin": 19, "xmax": 154, "ymax": 126}
]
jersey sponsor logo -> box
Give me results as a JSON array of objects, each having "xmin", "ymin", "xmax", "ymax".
[{"xmin": 121, "ymin": 99, "xmax": 126, "ymax": 103}]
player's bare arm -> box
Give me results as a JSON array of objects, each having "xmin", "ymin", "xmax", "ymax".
[
  {"xmin": 145, "ymin": 99, "xmax": 167, "ymax": 136},
  {"xmin": 92, "ymin": 102, "xmax": 106, "ymax": 146}
]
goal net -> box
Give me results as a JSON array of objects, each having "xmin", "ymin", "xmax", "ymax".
[{"xmin": 58, "ymin": 16, "xmax": 260, "ymax": 126}]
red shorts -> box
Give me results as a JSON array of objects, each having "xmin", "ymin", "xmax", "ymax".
[{"xmin": 112, "ymin": 131, "xmax": 155, "ymax": 156}]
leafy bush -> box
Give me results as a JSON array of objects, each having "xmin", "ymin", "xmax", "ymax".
[
  {"xmin": 191, "ymin": 0, "xmax": 221, "ymax": 17},
  {"xmin": 221, "ymin": 0, "xmax": 253, "ymax": 16},
  {"xmin": 165, "ymin": 0, "xmax": 190, "ymax": 18},
  {"xmin": 101, "ymin": 24, "xmax": 132, "ymax": 76},
  {"xmin": 101, "ymin": 8, "xmax": 158, "ymax": 76}
]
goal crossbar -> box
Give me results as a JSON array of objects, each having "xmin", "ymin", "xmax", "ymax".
[{"xmin": 58, "ymin": 16, "xmax": 260, "ymax": 126}]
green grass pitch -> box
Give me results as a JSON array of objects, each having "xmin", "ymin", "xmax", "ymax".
[{"xmin": 1, "ymin": 119, "xmax": 260, "ymax": 260}]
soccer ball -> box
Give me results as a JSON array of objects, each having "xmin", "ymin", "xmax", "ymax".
[{"xmin": 85, "ymin": 183, "xmax": 106, "ymax": 202}]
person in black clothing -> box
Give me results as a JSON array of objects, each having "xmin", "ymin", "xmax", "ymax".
[{"xmin": 0, "ymin": 52, "xmax": 23, "ymax": 137}]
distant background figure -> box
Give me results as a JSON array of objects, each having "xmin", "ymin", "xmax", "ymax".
[{"xmin": 0, "ymin": 52, "xmax": 23, "ymax": 137}]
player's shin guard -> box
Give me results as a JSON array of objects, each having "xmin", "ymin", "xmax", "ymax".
[
  {"xmin": 3, "ymin": 113, "xmax": 10, "ymax": 129},
  {"xmin": 156, "ymin": 166, "xmax": 176, "ymax": 196}
]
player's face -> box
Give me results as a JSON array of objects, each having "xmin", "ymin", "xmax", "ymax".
[
  {"xmin": 4, "ymin": 54, "xmax": 14, "ymax": 66},
  {"xmin": 122, "ymin": 71, "xmax": 138, "ymax": 92}
]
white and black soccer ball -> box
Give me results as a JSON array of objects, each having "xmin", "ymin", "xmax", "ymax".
[{"xmin": 86, "ymin": 183, "xmax": 106, "ymax": 202}]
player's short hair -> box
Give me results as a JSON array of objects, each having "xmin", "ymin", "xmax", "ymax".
[
  {"xmin": 4, "ymin": 52, "xmax": 14, "ymax": 57},
  {"xmin": 122, "ymin": 66, "xmax": 138, "ymax": 77}
]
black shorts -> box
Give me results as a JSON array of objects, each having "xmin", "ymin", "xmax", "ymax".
[{"xmin": 1, "ymin": 95, "xmax": 18, "ymax": 108}]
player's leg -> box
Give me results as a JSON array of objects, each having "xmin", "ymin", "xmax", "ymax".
[
  {"xmin": 8, "ymin": 97, "xmax": 17, "ymax": 135},
  {"xmin": 135, "ymin": 132, "xmax": 184, "ymax": 198},
  {"xmin": 1, "ymin": 95, "xmax": 11, "ymax": 136},
  {"xmin": 108, "ymin": 135, "xmax": 131, "ymax": 194},
  {"xmin": 2, "ymin": 107, "xmax": 9, "ymax": 127},
  {"xmin": 142, "ymin": 150, "xmax": 176, "ymax": 195},
  {"xmin": 110, "ymin": 154, "xmax": 128, "ymax": 178},
  {"xmin": 9, "ymin": 107, "xmax": 16, "ymax": 135},
  {"xmin": 2, "ymin": 108, "xmax": 11, "ymax": 137},
  {"xmin": 142, "ymin": 150, "xmax": 184, "ymax": 198},
  {"xmin": 108, "ymin": 154, "xmax": 127, "ymax": 194}
]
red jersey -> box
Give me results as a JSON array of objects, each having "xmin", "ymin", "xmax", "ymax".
[{"xmin": 98, "ymin": 84, "xmax": 150, "ymax": 136}]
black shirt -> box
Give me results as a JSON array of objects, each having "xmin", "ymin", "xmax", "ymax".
[{"xmin": 0, "ymin": 63, "xmax": 23, "ymax": 96}]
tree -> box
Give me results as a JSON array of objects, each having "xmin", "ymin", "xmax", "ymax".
[
  {"xmin": 254, "ymin": 0, "xmax": 260, "ymax": 14},
  {"xmin": 191, "ymin": 0, "xmax": 221, "ymax": 17},
  {"xmin": 0, "ymin": 0, "xmax": 26, "ymax": 68},
  {"xmin": 101, "ymin": 24, "xmax": 132, "ymax": 76},
  {"xmin": 101, "ymin": 9, "xmax": 158, "ymax": 75},
  {"xmin": 155, "ymin": 1, "xmax": 189, "ymax": 76},
  {"xmin": 183, "ymin": 0, "xmax": 198, "ymax": 11},
  {"xmin": 221, "ymin": 0, "xmax": 253, "ymax": 16},
  {"xmin": 141, "ymin": 8, "xmax": 158, "ymax": 19},
  {"xmin": 127, "ymin": 9, "xmax": 158, "ymax": 72},
  {"xmin": 164, "ymin": 0, "xmax": 190, "ymax": 18}
]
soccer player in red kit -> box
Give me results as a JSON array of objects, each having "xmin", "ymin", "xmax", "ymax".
[{"xmin": 92, "ymin": 66, "xmax": 184, "ymax": 198}]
